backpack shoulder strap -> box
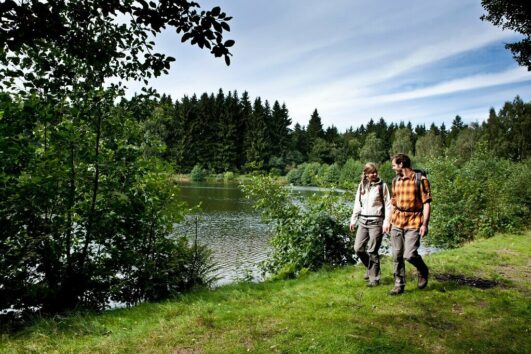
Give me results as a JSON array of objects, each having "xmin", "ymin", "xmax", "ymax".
[
  {"xmin": 358, "ymin": 182, "xmax": 363, "ymax": 207},
  {"xmin": 414, "ymin": 172, "xmax": 428, "ymax": 202},
  {"xmin": 379, "ymin": 182, "xmax": 385, "ymax": 217}
]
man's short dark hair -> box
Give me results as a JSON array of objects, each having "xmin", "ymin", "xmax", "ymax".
[{"xmin": 392, "ymin": 153, "xmax": 412, "ymax": 168}]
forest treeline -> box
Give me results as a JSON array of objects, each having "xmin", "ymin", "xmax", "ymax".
[{"xmin": 140, "ymin": 90, "xmax": 530, "ymax": 174}]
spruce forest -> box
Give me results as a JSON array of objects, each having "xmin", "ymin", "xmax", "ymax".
[{"xmin": 130, "ymin": 90, "xmax": 530, "ymax": 175}]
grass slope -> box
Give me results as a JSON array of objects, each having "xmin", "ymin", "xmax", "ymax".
[{"xmin": 1, "ymin": 231, "xmax": 530, "ymax": 353}]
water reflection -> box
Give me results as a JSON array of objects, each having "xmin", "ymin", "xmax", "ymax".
[{"xmin": 174, "ymin": 182, "xmax": 273, "ymax": 285}]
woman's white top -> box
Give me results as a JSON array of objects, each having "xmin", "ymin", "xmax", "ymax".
[{"xmin": 350, "ymin": 179, "xmax": 391, "ymax": 227}]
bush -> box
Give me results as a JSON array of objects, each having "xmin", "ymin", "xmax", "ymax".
[
  {"xmin": 426, "ymin": 148, "xmax": 531, "ymax": 248},
  {"xmin": 378, "ymin": 160, "xmax": 394, "ymax": 185},
  {"xmin": 190, "ymin": 164, "xmax": 206, "ymax": 182},
  {"xmin": 223, "ymin": 171, "xmax": 235, "ymax": 182},
  {"xmin": 339, "ymin": 158, "xmax": 363, "ymax": 190},
  {"xmin": 325, "ymin": 163, "xmax": 341, "ymax": 185},
  {"xmin": 241, "ymin": 176, "xmax": 355, "ymax": 278},
  {"xmin": 286, "ymin": 165, "xmax": 304, "ymax": 185},
  {"xmin": 301, "ymin": 162, "xmax": 321, "ymax": 186}
]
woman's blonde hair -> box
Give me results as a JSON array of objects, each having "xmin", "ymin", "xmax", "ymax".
[{"xmin": 360, "ymin": 162, "xmax": 378, "ymax": 194}]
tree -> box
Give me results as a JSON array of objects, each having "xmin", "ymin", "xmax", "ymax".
[
  {"xmin": 0, "ymin": 0, "xmax": 234, "ymax": 94},
  {"xmin": 359, "ymin": 132, "xmax": 387, "ymax": 163},
  {"xmin": 447, "ymin": 126, "xmax": 483, "ymax": 163},
  {"xmin": 244, "ymin": 98, "xmax": 270, "ymax": 170},
  {"xmin": 481, "ymin": 0, "xmax": 531, "ymax": 70},
  {"xmin": 494, "ymin": 96, "xmax": 531, "ymax": 161},
  {"xmin": 0, "ymin": 0, "xmax": 234, "ymax": 314},
  {"xmin": 390, "ymin": 128, "xmax": 414, "ymax": 156},
  {"xmin": 307, "ymin": 109, "xmax": 324, "ymax": 145},
  {"xmin": 309, "ymin": 137, "xmax": 335, "ymax": 164},
  {"xmin": 216, "ymin": 91, "xmax": 239, "ymax": 171},
  {"xmin": 290, "ymin": 123, "xmax": 309, "ymax": 162},
  {"xmin": 415, "ymin": 131, "xmax": 444, "ymax": 160},
  {"xmin": 449, "ymin": 115, "xmax": 466, "ymax": 144}
]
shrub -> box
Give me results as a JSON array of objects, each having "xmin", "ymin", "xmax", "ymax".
[
  {"xmin": 190, "ymin": 164, "xmax": 206, "ymax": 182},
  {"xmin": 325, "ymin": 163, "xmax": 341, "ymax": 185},
  {"xmin": 339, "ymin": 158, "xmax": 363, "ymax": 190},
  {"xmin": 301, "ymin": 162, "xmax": 321, "ymax": 186},
  {"xmin": 378, "ymin": 160, "xmax": 394, "ymax": 185},
  {"xmin": 223, "ymin": 171, "xmax": 235, "ymax": 182},
  {"xmin": 241, "ymin": 176, "xmax": 355, "ymax": 278},
  {"xmin": 426, "ymin": 148, "xmax": 530, "ymax": 248}
]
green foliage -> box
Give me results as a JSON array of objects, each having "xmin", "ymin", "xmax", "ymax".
[
  {"xmin": 0, "ymin": 94, "xmax": 215, "ymax": 315},
  {"xmin": 0, "ymin": 0, "xmax": 234, "ymax": 95},
  {"xmin": 359, "ymin": 132, "xmax": 387, "ymax": 163},
  {"xmin": 389, "ymin": 128, "xmax": 414, "ymax": 156},
  {"xmin": 300, "ymin": 162, "xmax": 321, "ymax": 186},
  {"xmin": 339, "ymin": 158, "xmax": 363, "ymax": 190},
  {"xmin": 481, "ymin": 0, "xmax": 531, "ymax": 70},
  {"xmin": 324, "ymin": 163, "xmax": 341, "ymax": 185},
  {"xmin": 426, "ymin": 148, "xmax": 530, "ymax": 248},
  {"xmin": 241, "ymin": 176, "xmax": 355, "ymax": 278},
  {"xmin": 415, "ymin": 131, "xmax": 444, "ymax": 160},
  {"xmin": 377, "ymin": 161, "xmax": 395, "ymax": 185},
  {"xmin": 191, "ymin": 164, "xmax": 206, "ymax": 182},
  {"xmin": 223, "ymin": 171, "xmax": 235, "ymax": 182},
  {"xmin": 286, "ymin": 165, "xmax": 304, "ymax": 185},
  {"xmin": 446, "ymin": 126, "xmax": 483, "ymax": 165}
]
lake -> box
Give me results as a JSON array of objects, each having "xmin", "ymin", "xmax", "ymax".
[
  {"xmin": 175, "ymin": 181, "xmax": 436, "ymax": 286},
  {"xmin": 174, "ymin": 181, "xmax": 329, "ymax": 285}
]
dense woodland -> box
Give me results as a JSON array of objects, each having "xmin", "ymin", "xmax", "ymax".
[{"xmin": 135, "ymin": 90, "xmax": 530, "ymax": 174}]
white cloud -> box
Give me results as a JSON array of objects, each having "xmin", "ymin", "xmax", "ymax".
[{"xmin": 128, "ymin": 0, "xmax": 531, "ymax": 130}]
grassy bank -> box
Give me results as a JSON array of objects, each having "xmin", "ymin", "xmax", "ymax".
[{"xmin": 1, "ymin": 232, "xmax": 529, "ymax": 353}]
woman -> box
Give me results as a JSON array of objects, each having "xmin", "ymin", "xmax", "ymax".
[{"xmin": 350, "ymin": 162, "xmax": 391, "ymax": 287}]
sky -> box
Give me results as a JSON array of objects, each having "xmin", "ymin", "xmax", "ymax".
[{"xmin": 132, "ymin": 0, "xmax": 531, "ymax": 131}]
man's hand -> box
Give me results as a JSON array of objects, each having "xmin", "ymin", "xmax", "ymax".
[{"xmin": 419, "ymin": 224, "xmax": 428, "ymax": 237}]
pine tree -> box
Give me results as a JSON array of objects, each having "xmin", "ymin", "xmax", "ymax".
[
  {"xmin": 175, "ymin": 95, "xmax": 201, "ymax": 172},
  {"xmin": 244, "ymin": 97, "xmax": 270, "ymax": 170},
  {"xmin": 307, "ymin": 109, "xmax": 324, "ymax": 146},
  {"xmin": 238, "ymin": 91, "xmax": 253, "ymax": 169},
  {"xmin": 290, "ymin": 123, "xmax": 309, "ymax": 164},
  {"xmin": 216, "ymin": 91, "xmax": 239, "ymax": 171}
]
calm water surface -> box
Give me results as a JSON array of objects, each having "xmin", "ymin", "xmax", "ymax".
[
  {"xmin": 174, "ymin": 181, "xmax": 274, "ymax": 285},
  {"xmin": 175, "ymin": 181, "xmax": 435, "ymax": 285}
]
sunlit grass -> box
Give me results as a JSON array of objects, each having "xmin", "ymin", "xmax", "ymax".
[{"xmin": 1, "ymin": 231, "xmax": 529, "ymax": 353}]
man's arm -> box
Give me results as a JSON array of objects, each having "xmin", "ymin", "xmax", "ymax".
[{"xmin": 419, "ymin": 202, "xmax": 431, "ymax": 237}]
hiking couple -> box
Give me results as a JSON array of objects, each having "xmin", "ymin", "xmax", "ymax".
[{"xmin": 349, "ymin": 153, "xmax": 432, "ymax": 295}]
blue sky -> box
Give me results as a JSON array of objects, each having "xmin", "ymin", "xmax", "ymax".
[{"xmin": 134, "ymin": 0, "xmax": 531, "ymax": 131}]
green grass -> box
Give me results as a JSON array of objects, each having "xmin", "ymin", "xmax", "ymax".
[{"xmin": 1, "ymin": 231, "xmax": 530, "ymax": 353}]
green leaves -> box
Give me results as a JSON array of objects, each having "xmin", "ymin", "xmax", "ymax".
[
  {"xmin": 0, "ymin": 91, "xmax": 216, "ymax": 314},
  {"xmin": 242, "ymin": 176, "xmax": 354, "ymax": 278},
  {"xmin": 0, "ymin": 0, "xmax": 235, "ymax": 95}
]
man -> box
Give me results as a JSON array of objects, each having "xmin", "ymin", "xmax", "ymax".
[{"xmin": 389, "ymin": 153, "xmax": 432, "ymax": 295}]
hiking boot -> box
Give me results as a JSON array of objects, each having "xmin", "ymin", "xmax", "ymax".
[
  {"xmin": 367, "ymin": 280, "xmax": 380, "ymax": 287},
  {"xmin": 389, "ymin": 286, "xmax": 404, "ymax": 295},
  {"xmin": 417, "ymin": 271, "xmax": 429, "ymax": 289}
]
